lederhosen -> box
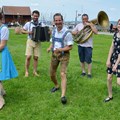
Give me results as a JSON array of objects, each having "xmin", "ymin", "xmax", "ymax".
[{"xmin": 50, "ymin": 29, "xmax": 70, "ymax": 74}]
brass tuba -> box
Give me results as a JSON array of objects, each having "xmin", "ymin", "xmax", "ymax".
[{"xmin": 74, "ymin": 11, "xmax": 109, "ymax": 44}]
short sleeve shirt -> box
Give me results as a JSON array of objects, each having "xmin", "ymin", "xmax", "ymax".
[
  {"xmin": 0, "ymin": 26, "xmax": 9, "ymax": 41},
  {"xmin": 50, "ymin": 26, "xmax": 74, "ymax": 50},
  {"xmin": 23, "ymin": 21, "xmax": 46, "ymax": 39},
  {"xmin": 23, "ymin": 21, "xmax": 35, "ymax": 39}
]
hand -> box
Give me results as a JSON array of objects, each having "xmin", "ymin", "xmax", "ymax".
[
  {"xmin": 47, "ymin": 48, "xmax": 51, "ymax": 53},
  {"xmin": 48, "ymin": 30, "xmax": 52, "ymax": 34},
  {"xmin": 54, "ymin": 48, "xmax": 63, "ymax": 54},
  {"xmin": 106, "ymin": 60, "xmax": 111, "ymax": 68},
  {"xmin": 57, "ymin": 48, "xmax": 63, "ymax": 52},
  {"xmin": 84, "ymin": 22, "xmax": 93, "ymax": 27},
  {"xmin": 72, "ymin": 31, "xmax": 79, "ymax": 35},
  {"xmin": 54, "ymin": 49, "xmax": 60, "ymax": 54},
  {"xmin": 112, "ymin": 65, "xmax": 117, "ymax": 72},
  {"xmin": 28, "ymin": 31, "xmax": 33, "ymax": 35}
]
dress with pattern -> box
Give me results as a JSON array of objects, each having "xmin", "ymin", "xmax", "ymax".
[{"xmin": 107, "ymin": 32, "xmax": 120, "ymax": 77}]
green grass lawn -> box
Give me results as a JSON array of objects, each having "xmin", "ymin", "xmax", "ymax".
[{"xmin": 0, "ymin": 29, "xmax": 120, "ymax": 120}]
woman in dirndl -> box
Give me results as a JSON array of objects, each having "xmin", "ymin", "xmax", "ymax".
[
  {"xmin": 104, "ymin": 19, "xmax": 120, "ymax": 102},
  {"xmin": 0, "ymin": 16, "xmax": 18, "ymax": 109}
]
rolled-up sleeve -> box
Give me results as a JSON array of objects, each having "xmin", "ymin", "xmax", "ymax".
[
  {"xmin": 65, "ymin": 32, "xmax": 74, "ymax": 46},
  {"xmin": 23, "ymin": 22, "xmax": 29, "ymax": 31}
]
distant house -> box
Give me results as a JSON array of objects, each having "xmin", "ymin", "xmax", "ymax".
[{"xmin": 2, "ymin": 6, "xmax": 31, "ymax": 26}]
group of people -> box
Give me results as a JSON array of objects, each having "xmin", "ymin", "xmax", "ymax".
[{"xmin": 0, "ymin": 10, "xmax": 120, "ymax": 109}]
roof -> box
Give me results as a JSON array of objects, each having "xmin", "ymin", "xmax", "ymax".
[{"xmin": 2, "ymin": 6, "xmax": 31, "ymax": 15}]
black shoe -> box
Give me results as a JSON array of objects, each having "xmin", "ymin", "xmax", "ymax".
[
  {"xmin": 51, "ymin": 87, "xmax": 59, "ymax": 92},
  {"xmin": 61, "ymin": 96, "xmax": 67, "ymax": 104},
  {"xmin": 87, "ymin": 74, "xmax": 92, "ymax": 78},
  {"xmin": 81, "ymin": 72, "xmax": 86, "ymax": 76},
  {"xmin": 104, "ymin": 97, "xmax": 113, "ymax": 102}
]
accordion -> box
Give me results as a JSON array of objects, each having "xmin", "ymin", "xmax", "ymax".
[{"xmin": 32, "ymin": 26, "xmax": 50, "ymax": 42}]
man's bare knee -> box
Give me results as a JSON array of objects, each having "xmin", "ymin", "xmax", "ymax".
[
  {"xmin": 34, "ymin": 56, "xmax": 38, "ymax": 60},
  {"xmin": 26, "ymin": 56, "xmax": 31, "ymax": 61},
  {"xmin": 60, "ymin": 72, "xmax": 66, "ymax": 78}
]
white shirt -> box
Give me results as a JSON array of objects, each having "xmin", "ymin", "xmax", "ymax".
[
  {"xmin": 50, "ymin": 26, "xmax": 73, "ymax": 50},
  {"xmin": 23, "ymin": 21, "xmax": 45, "ymax": 39},
  {"xmin": 72, "ymin": 23, "xmax": 93, "ymax": 48},
  {"xmin": 0, "ymin": 26, "xmax": 9, "ymax": 41}
]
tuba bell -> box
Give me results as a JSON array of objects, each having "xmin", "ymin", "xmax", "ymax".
[{"xmin": 74, "ymin": 11, "xmax": 109, "ymax": 44}]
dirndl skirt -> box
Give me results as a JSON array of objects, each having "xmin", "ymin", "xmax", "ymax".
[{"xmin": 0, "ymin": 46, "xmax": 18, "ymax": 80}]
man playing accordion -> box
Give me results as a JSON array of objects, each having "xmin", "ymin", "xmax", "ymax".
[{"xmin": 22, "ymin": 10, "xmax": 42, "ymax": 77}]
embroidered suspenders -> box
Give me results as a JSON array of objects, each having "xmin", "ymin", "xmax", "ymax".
[{"xmin": 52, "ymin": 30, "xmax": 69, "ymax": 55}]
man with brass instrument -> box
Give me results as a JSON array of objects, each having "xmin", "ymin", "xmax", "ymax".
[
  {"xmin": 47, "ymin": 13, "xmax": 73, "ymax": 104},
  {"xmin": 72, "ymin": 14, "xmax": 98, "ymax": 78},
  {"xmin": 22, "ymin": 10, "xmax": 41, "ymax": 77}
]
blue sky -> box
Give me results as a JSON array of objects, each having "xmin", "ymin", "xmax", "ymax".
[{"xmin": 0, "ymin": 0, "xmax": 120, "ymax": 22}]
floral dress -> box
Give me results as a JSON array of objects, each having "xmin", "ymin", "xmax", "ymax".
[{"xmin": 107, "ymin": 32, "xmax": 120, "ymax": 77}]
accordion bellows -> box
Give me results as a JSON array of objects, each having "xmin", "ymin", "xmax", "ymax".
[{"xmin": 32, "ymin": 26, "xmax": 50, "ymax": 42}]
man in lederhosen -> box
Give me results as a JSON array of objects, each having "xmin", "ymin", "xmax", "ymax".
[{"xmin": 47, "ymin": 13, "xmax": 73, "ymax": 104}]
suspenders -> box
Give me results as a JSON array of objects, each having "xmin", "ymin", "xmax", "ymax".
[{"xmin": 52, "ymin": 30, "xmax": 69, "ymax": 55}]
